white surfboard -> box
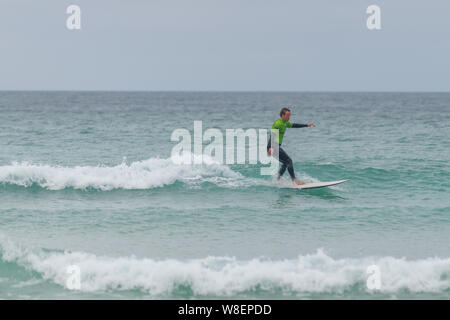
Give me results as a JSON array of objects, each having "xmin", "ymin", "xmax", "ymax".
[{"xmin": 292, "ymin": 179, "xmax": 348, "ymax": 190}]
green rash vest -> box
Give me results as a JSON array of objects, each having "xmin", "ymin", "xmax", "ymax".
[
  {"xmin": 270, "ymin": 118, "xmax": 308, "ymax": 145},
  {"xmin": 271, "ymin": 118, "xmax": 293, "ymax": 145}
]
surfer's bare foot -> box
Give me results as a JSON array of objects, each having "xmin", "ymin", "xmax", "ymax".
[{"xmin": 293, "ymin": 179, "xmax": 305, "ymax": 185}]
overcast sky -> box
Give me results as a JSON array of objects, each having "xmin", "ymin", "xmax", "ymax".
[{"xmin": 0, "ymin": 0, "xmax": 449, "ymax": 91}]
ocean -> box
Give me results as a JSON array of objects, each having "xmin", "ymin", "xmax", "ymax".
[{"xmin": 0, "ymin": 91, "xmax": 449, "ymax": 299}]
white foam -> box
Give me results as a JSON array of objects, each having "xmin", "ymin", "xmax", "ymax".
[
  {"xmin": 0, "ymin": 154, "xmax": 243, "ymax": 191},
  {"xmin": 1, "ymin": 237, "xmax": 449, "ymax": 296}
]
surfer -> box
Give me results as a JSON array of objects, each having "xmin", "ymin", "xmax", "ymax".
[{"xmin": 267, "ymin": 107, "xmax": 315, "ymax": 185}]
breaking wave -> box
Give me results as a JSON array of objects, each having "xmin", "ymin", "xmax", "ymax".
[
  {"xmin": 0, "ymin": 154, "xmax": 248, "ymax": 191},
  {"xmin": 1, "ymin": 237, "xmax": 449, "ymax": 298}
]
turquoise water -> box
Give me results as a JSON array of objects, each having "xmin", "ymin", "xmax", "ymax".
[{"xmin": 0, "ymin": 92, "xmax": 449, "ymax": 299}]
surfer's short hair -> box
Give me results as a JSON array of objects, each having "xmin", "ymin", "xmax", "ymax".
[{"xmin": 280, "ymin": 107, "xmax": 291, "ymax": 117}]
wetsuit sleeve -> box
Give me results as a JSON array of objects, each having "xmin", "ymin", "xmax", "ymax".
[{"xmin": 292, "ymin": 123, "xmax": 308, "ymax": 128}]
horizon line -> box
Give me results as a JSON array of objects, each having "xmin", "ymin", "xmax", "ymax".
[{"xmin": 1, "ymin": 90, "xmax": 450, "ymax": 93}]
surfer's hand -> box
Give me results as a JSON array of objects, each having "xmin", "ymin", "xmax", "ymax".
[
  {"xmin": 268, "ymin": 148, "xmax": 273, "ymax": 156},
  {"xmin": 308, "ymin": 123, "xmax": 315, "ymax": 127}
]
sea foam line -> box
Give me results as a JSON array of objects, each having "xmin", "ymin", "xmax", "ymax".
[
  {"xmin": 1, "ymin": 238, "xmax": 449, "ymax": 296},
  {"xmin": 0, "ymin": 154, "xmax": 243, "ymax": 191}
]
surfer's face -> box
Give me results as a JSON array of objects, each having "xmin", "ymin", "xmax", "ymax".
[{"xmin": 281, "ymin": 111, "xmax": 291, "ymax": 121}]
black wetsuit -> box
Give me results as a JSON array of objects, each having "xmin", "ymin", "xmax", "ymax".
[{"xmin": 267, "ymin": 122, "xmax": 308, "ymax": 180}]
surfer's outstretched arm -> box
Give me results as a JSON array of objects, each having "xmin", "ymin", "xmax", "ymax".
[
  {"xmin": 292, "ymin": 123, "xmax": 308, "ymax": 128},
  {"xmin": 292, "ymin": 123, "xmax": 315, "ymax": 128}
]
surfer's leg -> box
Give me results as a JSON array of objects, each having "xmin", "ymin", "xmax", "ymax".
[
  {"xmin": 278, "ymin": 147, "xmax": 294, "ymax": 180},
  {"xmin": 287, "ymin": 161, "xmax": 295, "ymax": 180},
  {"xmin": 279, "ymin": 148, "xmax": 305, "ymax": 185},
  {"xmin": 278, "ymin": 162, "xmax": 288, "ymax": 179}
]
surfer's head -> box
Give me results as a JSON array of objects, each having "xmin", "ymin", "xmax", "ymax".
[{"xmin": 280, "ymin": 107, "xmax": 291, "ymax": 121}]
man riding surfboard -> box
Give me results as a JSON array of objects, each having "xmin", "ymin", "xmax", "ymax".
[{"xmin": 267, "ymin": 107, "xmax": 315, "ymax": 185}]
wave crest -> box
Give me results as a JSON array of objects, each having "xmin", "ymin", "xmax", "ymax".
[
  {"xmin": 0, "ymin": 154, "xmax": 243, "ymax": 191},
  {"xmin": 1, "ymin": 238, "xmax": 450, "ymax": 297}
]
